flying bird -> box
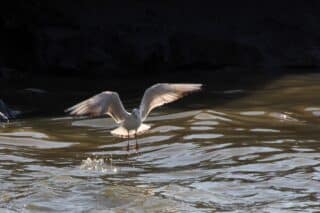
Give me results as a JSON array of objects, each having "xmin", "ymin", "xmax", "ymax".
[
  {"xmin": 0, "ymin": 112, "xmax": 9, "ymax": 122},
  {"xmin": 65, "ymin": 83, "xmax": 202, "ymax": 149}
]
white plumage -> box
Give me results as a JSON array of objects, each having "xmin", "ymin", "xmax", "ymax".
[
  {"xmin": 66, "ymin": 83, "xmax": 202, "ymax": 138},
  {"xmin": 0, "ymin": 112, "xmax": 9, "ymax": 122}
]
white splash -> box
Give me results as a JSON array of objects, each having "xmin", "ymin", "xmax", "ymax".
[{"xmin": 80, "ymin": 157, "xmax": 118, "ymax": 173}]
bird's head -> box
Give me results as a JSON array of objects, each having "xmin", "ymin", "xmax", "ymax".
[{"xmin": 132, "ymin": 108, "xmax": 140, "ymax": 118}]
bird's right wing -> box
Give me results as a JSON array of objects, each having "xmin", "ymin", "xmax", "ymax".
[{"xmin": 65, "ymin": 91, "xmax": 129, "ymax": 123}]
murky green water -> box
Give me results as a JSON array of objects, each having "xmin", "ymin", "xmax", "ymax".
[{"xmin": 1, "ymin": 74, "xmax": 320, "ymax": 212}]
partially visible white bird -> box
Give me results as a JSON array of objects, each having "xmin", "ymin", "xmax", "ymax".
[
  {"xmin": 0, "ymin": 112, "xmax": 9, "ymax": 122},
  {"xmin": 65, "ymin": 83, "xmax": 202, "ymax": 147}
]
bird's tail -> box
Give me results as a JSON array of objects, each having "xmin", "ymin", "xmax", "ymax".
[{"xmin": 110, "ymin": 123, "xmax": 151, "ymax": 138}]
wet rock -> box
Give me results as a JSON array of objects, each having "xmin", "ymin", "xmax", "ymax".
[
  {"xmin": 169, "ymin": 33, "xmax": 263, "ymax": 68},
  {"xmin": 0, "ymin": 67, "xmax": 22, "ymax": 80},
  {"xmin": 34, "ymin": 26, "xmax": 119, "ymax": 75},
  {"xmin": 1, "ymin": 1, "xmax": 320, "ymax": 77},
  {"xmin": 109, "ymin": 29, "xmax": 171, "ymax": 71},
  {"xmin": 22, "ymin": 88, "xmax": 48, "ymax": 94},
  {"xmin": 110, "ymin": 31, "xmax": 262, "ymax": 71},
  {"xmin": 0, "ymin": 67, "xmax": 11, "ymax": 80}
]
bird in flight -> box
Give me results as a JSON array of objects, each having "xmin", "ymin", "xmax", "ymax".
[
  {"xmin": 0, "ymin": 112, "xmax": 9, "ymax": 122},
  {"xmin": 65, "ymin": 83, "xmax": 202, "ymax": 149}
]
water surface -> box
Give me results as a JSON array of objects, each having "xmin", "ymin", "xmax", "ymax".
[{"xmin": 1, "ymin": 74, "xmax": 320, "ymax": 212}]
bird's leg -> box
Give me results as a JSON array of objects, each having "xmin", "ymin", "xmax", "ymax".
[
  {"xmin": 127, "ymin": 131, "xmax": 130, "ymax": 151},
  {"xmin": 135, "ymin": 130, "xmax": 139, "ymax": 150}
]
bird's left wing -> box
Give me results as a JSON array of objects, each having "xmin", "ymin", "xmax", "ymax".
[
  {"xmin": 139, "ymin": 83, "xmax": 202, "ymax": 121},
  {"xmin": 65, "ymin": 91, "xmax": 129, "ymax": 123}
]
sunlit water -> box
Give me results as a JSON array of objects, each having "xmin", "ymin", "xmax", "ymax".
[{"xmin": 1, "ymin": 74, "xmax": 320, "ymax": 212}]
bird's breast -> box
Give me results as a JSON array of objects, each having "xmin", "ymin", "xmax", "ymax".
[{"xmin": 122, "ymin": 116, "xmax": 141, "ymax": 131}]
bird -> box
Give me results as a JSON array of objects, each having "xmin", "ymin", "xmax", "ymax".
[
  {"xmin": 65, "ymin": 83, "xmax": 202, "ymax": 150},
  {"xmin": 0, "ymin": 112, "xmax": 9, "ymax": 122},
  {"xmin": 0, "ymin": 100, "xmax": 11, "ymax": 122}
]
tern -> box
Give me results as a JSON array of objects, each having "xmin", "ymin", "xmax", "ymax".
[{"xmin": 65, "ymin": 83, "xmax": 202, "ymax": 149}]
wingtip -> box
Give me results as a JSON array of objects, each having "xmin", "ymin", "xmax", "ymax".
[
  {"xmin": 188, "ymin": 83, "xmax": 203, "ymax": 91},
  {"xmin": 64, "ymin": 102, "xmax": 82, "ymax": 114},
  {"xmin": 169, "ymin": 83, "xmax": 203, "ymax": 93},
  {"xmin": 64, "ymin": 107, "xmax": 72, "ymax": 114},
  {"xmin": 0, "ymin": 112, "xmax": 9, "ymax": 122},
  {"xmin": 196, "ymin": 83, "xmax": 203, "ymax": 90},
  {"xmin": 64, "ymin": 106, "xmax": 77, "ymax": 115}
]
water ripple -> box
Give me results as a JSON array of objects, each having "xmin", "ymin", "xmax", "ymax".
[{"xmin": 2, "ymin": 74, "xmax": 320, "ymax": 211}]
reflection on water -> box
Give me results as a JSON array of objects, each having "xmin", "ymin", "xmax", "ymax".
[{"xmin": 1, "ymin": 74, "xmax": 320, "ymax": 212}]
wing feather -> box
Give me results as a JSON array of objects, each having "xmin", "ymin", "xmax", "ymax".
[
  {"xmin": 0, "ymin": 112, "xmax": 9, "ymax": 122},
  {"xmin": 65, "ymin": 91, "xmax": 129, "ymax": 123},
  {"xmin": 139, "ymin": 83, "xmax": 202, "ymax": 121}
]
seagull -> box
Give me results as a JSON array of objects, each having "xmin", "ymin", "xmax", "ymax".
[
  {"xmin": 0, "ymin": 112, "xmax": 9, "ymax": 122},
  {"xmin": 65, "ymin": 83, "xmax": 202, "ymax": 149}
]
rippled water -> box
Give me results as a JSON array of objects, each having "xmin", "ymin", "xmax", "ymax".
[{"xmin": 1, "ymin": 74, "xmax": 320, "ymax": 212}]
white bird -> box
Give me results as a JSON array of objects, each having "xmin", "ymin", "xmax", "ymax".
[
  {"xmin": 0, "ymin": 112, "xmax": 9, "ymax": 122},
  {"xmin": 65, "ymin": 83, "xmax": 202, "ymax": 148}
]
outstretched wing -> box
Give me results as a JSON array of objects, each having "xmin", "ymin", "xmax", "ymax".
[
  {"xmin": 65, "ymin": 91, "xmax": 129, "ymax": 123},
  {"xmin": 139, "ymin": 83, "xmax": 202, "ymax": 121},
  {"xmin": 0, "ymin": 112, "xmax": 9, "ymax": 122}
]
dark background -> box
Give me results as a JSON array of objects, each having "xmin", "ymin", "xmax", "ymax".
[
  {"xmin": 0, "ymin": 0, "xmax": 320, "ymax": 80},
  {"xmin": 0, "ymin": 0, "xmax": 320, "ymax": 117}
]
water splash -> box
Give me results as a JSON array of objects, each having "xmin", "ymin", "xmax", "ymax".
[{"xmin": 80, "ymin": 157, "xmax": 118, "ymax": 173}]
